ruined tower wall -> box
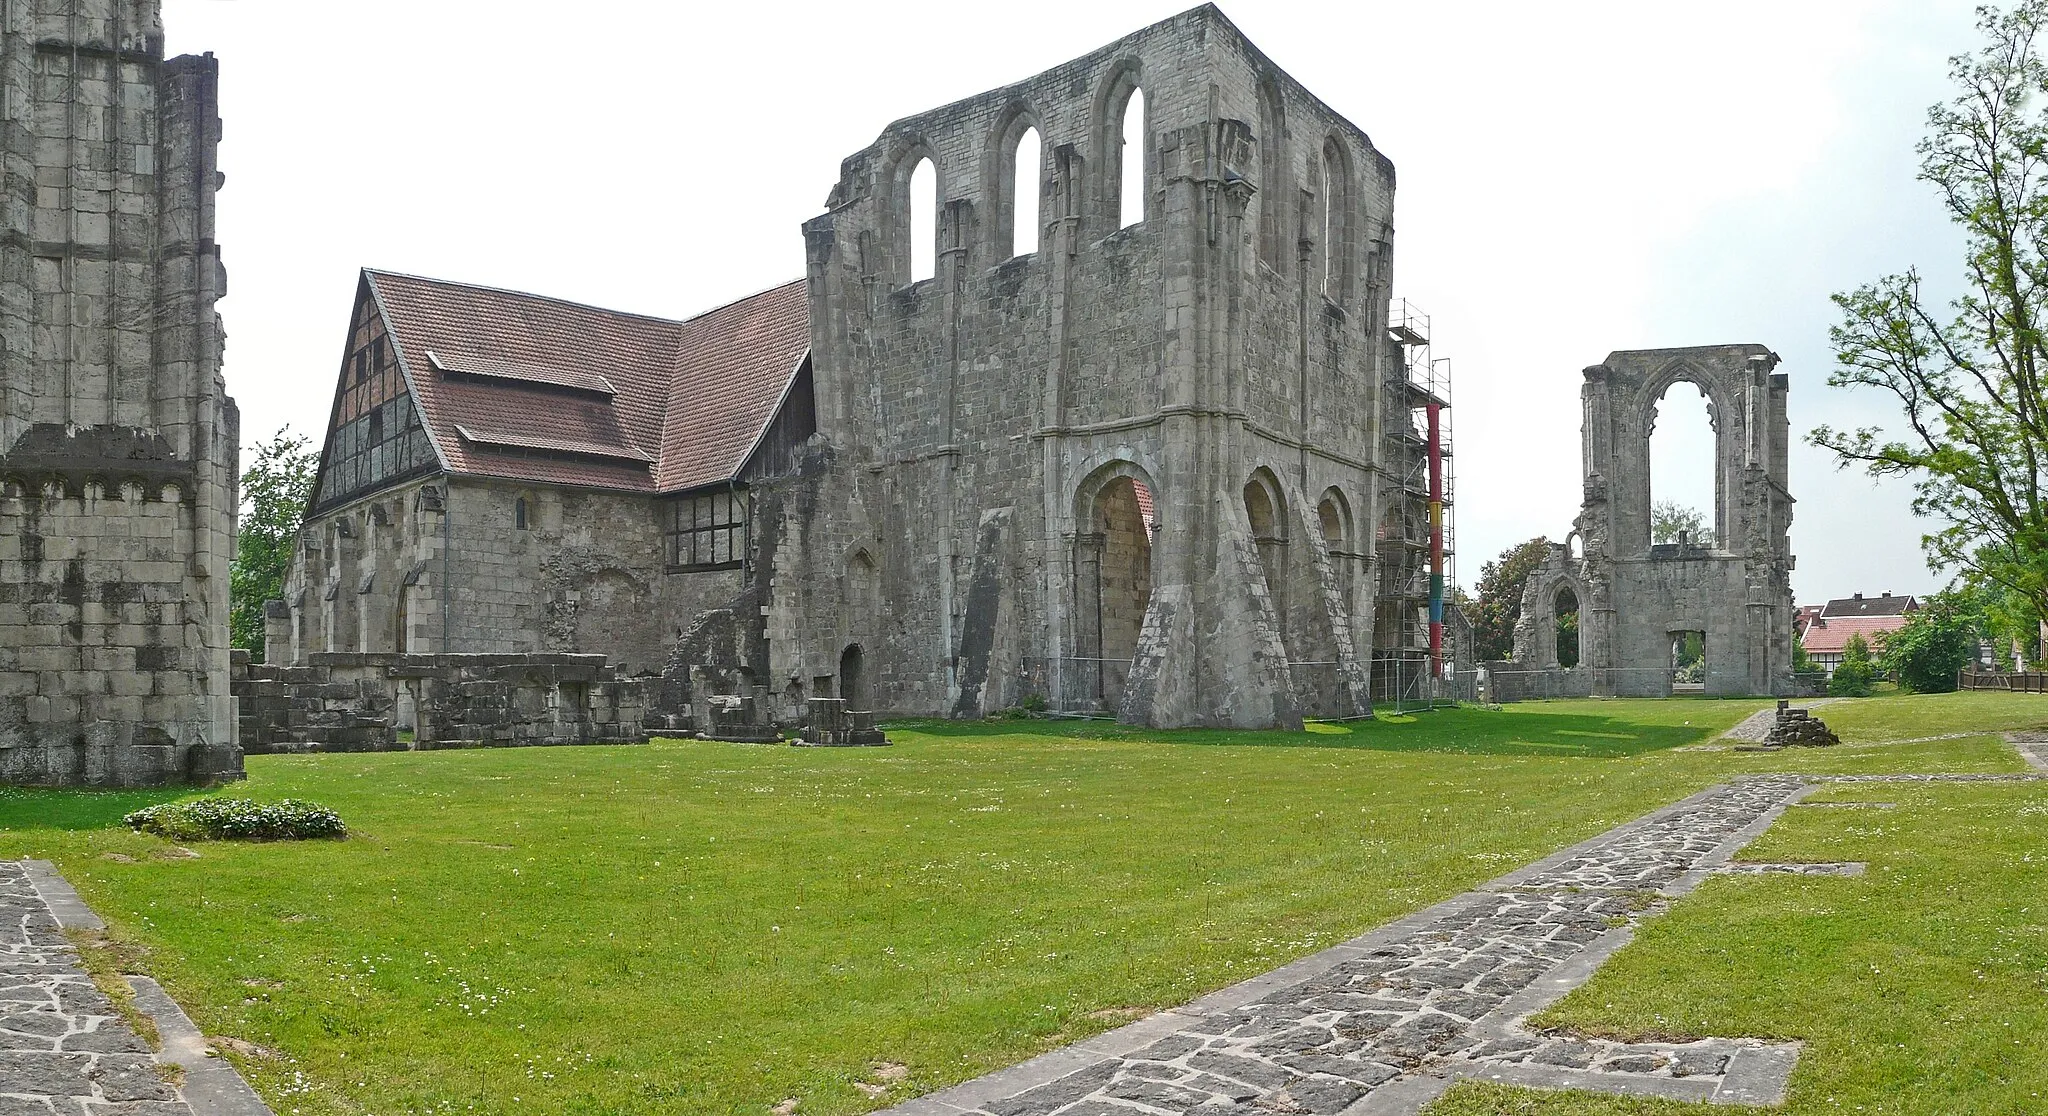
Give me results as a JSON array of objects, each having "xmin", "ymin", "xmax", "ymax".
[
  {"xmin": 0, "ymin": 1, "xmax": 240, "ymax": 785},
  {"xmin": 788, "ymin": 6, "xmax": 1388, "ymax": 726}
]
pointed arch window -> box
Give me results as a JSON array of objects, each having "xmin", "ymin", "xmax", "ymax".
[
  {"xmin": 908, "ymin": 157, "xmax": 937, "ymax": 283},
  {"xmin": 1010, "ymin": 126, "xmax": 1042, "ymax": 258},
  {"xmin": 1118, "ymin": 86, "xmax": 1147, "ymax": 228}
]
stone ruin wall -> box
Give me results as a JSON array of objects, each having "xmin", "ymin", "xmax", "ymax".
[
  {"xmin": 276, "ymin": 474, "xmax": 742, "ymax": 677},
  {"xmin": 773, "ymin": 7, "xmax": 1388, "ymax": 728},
  {"xmin": 0, "ymin": 1, "xmax": 240, "ymax": 786},
  {"xmin": 233, "ymin": 652, "xmax": 650, "ymax": 754},
  {"xmin": 1498, "ymin": 345, "xmax": 1796, "ymax": 700}
]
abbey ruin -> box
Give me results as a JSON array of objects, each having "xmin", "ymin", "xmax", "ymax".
[
  {"xmin": 259, "ymin": 4, "xmax": 1461, "ymax": 737},
  {"xmin": 0, "ymin": 1, "xmax": 240, "ymax": 786},
  {"xmin": 1498, "ymin": 345, "xmax": 1798, "ymax": 699}
]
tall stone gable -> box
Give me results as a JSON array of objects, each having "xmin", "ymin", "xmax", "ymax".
[
  {"xmin": 1511, "ymin": 345, "xmax": 1796, "ymax": 698},
  {"xmin": 780, "ymin": 5, "xmax": 1392, "ymax": 728},
  {"xmin": 0, "ymin": 0, "xmax": 239, "ymax": 785}
]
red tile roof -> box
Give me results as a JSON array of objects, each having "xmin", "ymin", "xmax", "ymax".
[
  {"xmin": 366, "ymin": 270, "xmax": 807, "ymax": 495},
  {"xmin": 1800, "ymin": 615, "xmax": 1907, "ymax": 655}
]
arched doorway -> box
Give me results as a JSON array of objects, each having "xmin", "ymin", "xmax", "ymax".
[
  {"xmin": 839, "ymin": 644, "xmax": 867, "ymax": 711},
  {"xmin": 1074, "ymin": 468, "xmax": 1155, "ymax": 712}
]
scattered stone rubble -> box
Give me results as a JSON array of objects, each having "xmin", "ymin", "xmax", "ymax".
[{"xmin": 1736, "ymin": 701, "xmax": 1839, "ymax": 751}]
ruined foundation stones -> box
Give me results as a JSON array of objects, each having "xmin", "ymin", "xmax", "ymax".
[
  {"xmin": 233, "ymin": 652, "xmax": 649, "ymax": 753},
  {"xmin": 0, "ymin": 1, "xmax": 241, "ymax": 787},
  {"xmin": 1747, "ymin": 701, "xmax": 1840, "ymax": 749}
]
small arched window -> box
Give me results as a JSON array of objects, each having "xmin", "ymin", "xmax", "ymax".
[
  {"xmin": 908, "ymin": 157, "xmax": 936, "ymax": 283},
  {"xmin": 1257, "ymin": 80, "xmax": 1285, "ymax": 267},
  {"xmin": 1320, "ymin": 139, "xmax": 1348, "ymax": 298},
  {"xmin": 514, "ymin": 496, "xmax": 528, "ymax": 531},
  {"xmin": 1119, "ymin": 87, "xmax": 1147, "ymax": 228},
  {"xmin": 1011, "ymin": 126, "xmax": 1041, "ymax": 258}
]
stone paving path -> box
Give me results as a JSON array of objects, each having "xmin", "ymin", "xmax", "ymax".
[
  {"xmin": 2, "ymin": 860, "xmax": 270, "ymax": 1116},
  {"xmin": 888, "ymin": 765, "xmax": 2048, "ymax": 1116},
  {"xmin": 1, "ymin": 860, "xmax": 192, "ymax": 1114}
]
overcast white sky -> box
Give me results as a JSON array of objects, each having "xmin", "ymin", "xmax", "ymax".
[{"xmin": 163, "ymin": 0, "xmax": 1985, "ymax": 604}]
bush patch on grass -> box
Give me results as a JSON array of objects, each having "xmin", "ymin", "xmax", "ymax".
[{"xmin": 123, "ymin": 798, "xmax": 346, "ymax": 842}]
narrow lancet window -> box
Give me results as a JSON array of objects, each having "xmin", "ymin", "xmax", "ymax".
[
  {"xmin": 1012, "ymin": 127, "xmax": 1041, "ymax": 257},
  {"xmin": 1119, "ymin": 88, "xmax": 1145, "ymax": 228},
  {"xmin": 909, "ymin": 157, "xmax": 936, "ymax": 283}
]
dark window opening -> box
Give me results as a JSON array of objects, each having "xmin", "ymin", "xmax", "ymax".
[
  {"xmin": 515, "ymin": 496, "xmax": 528, "ymax": 530},
  {"xmin": 667, "ymin": 490, "xmax": 745, "ymax": 570}
]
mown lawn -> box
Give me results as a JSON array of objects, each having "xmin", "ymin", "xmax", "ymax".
[
  {"xmin": 0, "ymin": 695, "xmax": 2040, "ymax": 1116},
  {"xmin": 1430, "ymin": 775, "xmax": 2048, "ymax": 1115}
]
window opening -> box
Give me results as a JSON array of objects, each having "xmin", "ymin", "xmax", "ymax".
[
  {"xmin": 909, "ymin": 157, "xmax": 936, "ymax": 283},
  {"xmin": 667, "ymin": 490, "xmax": 745, "ymax": 569},
  {"xmin": 1321, "ymin": 145, "xmax": 1340, "ymax": 296},
  {"xmin": 1012, "ymin": 126, "xmax": 1041, "ymax": 258},
  {"xmin": 1554, "ymin": 585, "xmax": 1580, "ymax": 669},
  {"xmin": 1650, "ymin": 382, "xmax": 1716, "ymax": 549},
  {"xmin": 1671, "ymin": 630, "xmax": 1707, "ymax": 691},
  {"xmin": 514, "ymin": 496, "xmax": 528, "ymax": 531},
  {"xmin": 1119, "ymin": 87, "xmax": 1146, "ymax": 228}
]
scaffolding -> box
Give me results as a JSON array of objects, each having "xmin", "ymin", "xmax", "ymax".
[{"xmin": 1382, "ymin": 298, "xmax": 1457, "ymax": 691}]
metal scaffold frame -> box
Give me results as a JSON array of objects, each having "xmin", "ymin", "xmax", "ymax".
[{"xmin": 1386, "ymin": 299, "xmax": 1458, "ymax": 696}]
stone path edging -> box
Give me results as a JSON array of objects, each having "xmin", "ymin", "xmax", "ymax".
[
  {"xmin": 8, "ymin": 858, "xmax": 274, "ymax": 1116},
  {"xmin": 2006, "ymin": 732, "xmax": 2048, "ymax": 773},
  {"xmin": 877, "ymin": 777, "xmax": 1819, "ymax": 1116}
]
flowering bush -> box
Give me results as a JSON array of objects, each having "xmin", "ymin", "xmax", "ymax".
[{"xmin": 123, "ymin": 798, "xmax": 347, "ymax": 842}]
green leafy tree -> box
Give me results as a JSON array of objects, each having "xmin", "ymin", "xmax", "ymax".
[
  {"xmin": 230, "ymin": 428, "xmax": 318, "ymax": 661},
  {"xmin": 1829, "ymin": 632, "xmax": 1877, "ymax": 697},
  {"xmin": 1556, "ymin": 608, "xmax": 1580, "ymax": 668},
  {"xmin": 1878, "ymin": 592, "xmax": 1984, "ymax": 692},
  {"xmin": 1793, "ymin": 626, "xmax": 1817, "ymax": 673},
  {"xmin": 1472, "ymin": 537, "xmax": 1552, "ymax": 662},
  {"xmin": 1651, "ymin": 500, "xmax": 1711, "ymax": 546},
  {"xmin": 1811, "ymin": 1, "xmax": 2048, "ymax": 632}
]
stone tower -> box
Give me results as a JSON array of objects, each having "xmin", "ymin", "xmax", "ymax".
[
  {"xmin": 776, "ymin": 5, "xmax": 1392, "ymax": 728},
  {"xmin": 1512, "ymin": 345, "xmax": 1796, "ymax": 698},
  {"xmin": 0, "ymin": 0, "xmax": 239, "ymax": 785}
]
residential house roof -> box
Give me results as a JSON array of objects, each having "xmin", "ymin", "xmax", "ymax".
[
  {"xmin": 1800, "ymin": 614, "xmax": 1908, "ymax": 656},
  {"xmin": 1820, "ymin": 592, "xmax": 1919, "ymax": 619},
  {"xmin": 365, "ymin": 269, "xmax": 809, "ymax": 496}
]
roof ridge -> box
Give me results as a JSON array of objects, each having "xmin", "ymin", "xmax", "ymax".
[
  {"xmin": 363, "ymin": 267, "xmax": 693, "ymax": 328},
  {"xmin": 675, "ymin": 276, "xmax": 807, "ymax": 327}
]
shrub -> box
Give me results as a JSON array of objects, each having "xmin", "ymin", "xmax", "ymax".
[
  {"xmin": 1829, "ymin": 633, "xmax": 1876, "ymax": 697},
  {"xmin": 1878, "ymin": 592, "xmax": 1981, "ymax": 693},
  {"xmin": 123, "ymin": 798, "xmax": 346, "ymax": 842}
]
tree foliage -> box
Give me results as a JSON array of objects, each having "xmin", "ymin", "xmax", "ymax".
[
  {"xmin": 230, "ymin": 428, "xmax": 318, "ymax": 661},
  {"xmin": 1812, "ymin": 1, "xmax": 2048, "ymax": 629},
  {"xmin": 1879, "ymin": 592, "xmax": 1984, "ymax": 692},
  {"xmin": 1829, "ymin": 633, "xmax": 1878, "ymax": 697},
  {"xmin": 1473, "ymin": 537, "xmax": 1551, "ymax": 662},
  {"xmin": 1651, "ymin": 500, "xmax": 1711, "ymax": 546}
]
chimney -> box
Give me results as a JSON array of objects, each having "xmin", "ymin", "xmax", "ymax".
[{"xmin": 1854, "ymin": 592, "xmax": 1864, "ymax": 600}]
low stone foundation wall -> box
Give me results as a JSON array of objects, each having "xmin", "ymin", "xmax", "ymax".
[
  {"xmin": 232, "ymin": 652, "xmax": 651, "ymax": 753},
  {"xmin": 1484, "ymin": 663, "xmax": 1594, "ymax": 703}
]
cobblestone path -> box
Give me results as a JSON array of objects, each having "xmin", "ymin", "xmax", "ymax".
[
  {"xmin": 887, "ymin": 776, "xmax": 1821, "ymax": 1116},
  {"xmin": 0, "ymin": 860, "xmax": 194, "ymax": 1114}
]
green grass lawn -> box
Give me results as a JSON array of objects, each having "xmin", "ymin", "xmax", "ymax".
[
  {"xmin": 0, "ymin": 694, "xmax": 2041, "ymax": 1115},
  {"xmin": 1429, "ymin": 776, "xmax": 2048, "ymax": 1115}
]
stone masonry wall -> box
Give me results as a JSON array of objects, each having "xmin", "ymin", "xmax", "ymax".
[
  {"xmin": 233, "ymin": 652, "xmax": 650, "ymax": 752},
  {"xmin": 779, "ymin": 6, "xmax": 1387, "ymax": 727},
  {"xmin": 281, "ymin": 475, "xmax": 741, "ymax": 676},
  {"xmin": 0, "ymin": 2, "xmax": 240, "ymax": 786}
]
